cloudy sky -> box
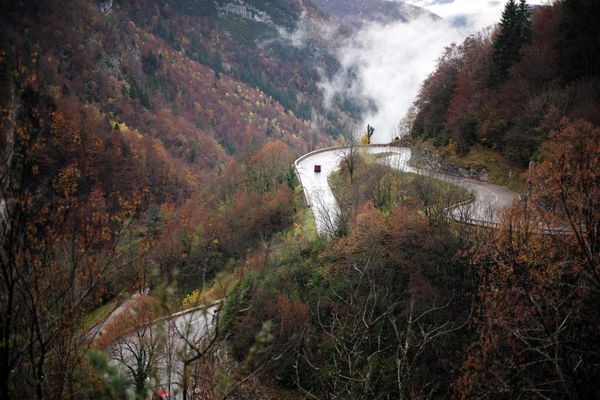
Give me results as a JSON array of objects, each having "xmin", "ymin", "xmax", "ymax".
[
  {"xmin": 405, "ymin": 0, "xmax": 548, "ymax": 30},
  {"xmin": 320, "ymin": 0, "xmax": 548, "ymax": 142}
]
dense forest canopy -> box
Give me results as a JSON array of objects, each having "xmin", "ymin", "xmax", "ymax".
[{"xmin": 410, "ymin": 0, "xmax": 600, "ymax": 165}]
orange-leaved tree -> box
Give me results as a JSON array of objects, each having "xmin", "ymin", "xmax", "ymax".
[
  {"xmin": 455, "ymin": 118, "xmax": 600, "ymax": 399},
  {"xmin": 0, "ymin": 86, "xmax": 138, "ymax": 399},
  {"xmin": 96, "ymin": 295, "xmax": 163, "ymax": 399}
]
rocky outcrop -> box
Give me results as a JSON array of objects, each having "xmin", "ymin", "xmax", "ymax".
[
  {"xmin": 410, "ymin": 142, "xmax": 490, "ymax": 182},
  {"xmin": 216, "ymin": 0, "xmax": 275, "ymax": 27},
  {"xmin": 98, "ymin": 0, "xmax": 113, "ymax": 15},
  {"xmin": 310, "ymin": 0, "xmax": 437, "ymax": 25}
]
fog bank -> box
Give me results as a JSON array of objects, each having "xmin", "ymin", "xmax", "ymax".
[{"xmin": 320, "ymin": 0, "xmax": 546, "ymax": 142}]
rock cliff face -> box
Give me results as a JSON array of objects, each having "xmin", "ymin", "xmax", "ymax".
[
  {"xmin": 213, "ymin": 0, "xmax": 319, "ymax": 30},
  {"xmin": 98, "ymin": 0, "xmax": 112, "ymax": 15},
  {"xmin": 310, "ymin": 0, "xmax": 437, "ymax": 25},
  {"xmin": 410, "ymin": 142, "xmax": 490, "ymax": 182},
  {"xmin": 217, "ymin": 0, "xmax": 275, "ymax": 27}
]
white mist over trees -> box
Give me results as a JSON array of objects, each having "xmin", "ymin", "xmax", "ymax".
[{"xmin": 315, "ymin": 0, "xmax": 546, "ymax": 143}]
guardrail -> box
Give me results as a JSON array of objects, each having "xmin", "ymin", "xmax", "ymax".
[
  {"xmin": 153, "ymin": 300, "xmax": 222, "ymax": 324},
  {"xmin": 293, "ymin": 143, "xmax": 399, "ymax": 208},
  {"xmin": 92, "ymin": 300, "xmax": 222, "ymax": 347},
  {"xmin": 294, "ymin": 144, "xmax": 568, "ymax": 236}
]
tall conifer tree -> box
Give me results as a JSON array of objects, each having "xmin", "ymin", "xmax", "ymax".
[{"xmin": 492, "ymin": 0, "xmax": 531, "ymax": 83}]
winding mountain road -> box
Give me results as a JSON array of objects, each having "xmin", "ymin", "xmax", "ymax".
[
  {"xmin": 98, "ymin": 145, "xmax": 518, "ymax": 398},
  {"xmin": 103, "ymin": 303, "xmax": 218, "ymax": 399},
  {"xmin": 295, "ymin": 145, "xmax": 519, "ymax": 235}
]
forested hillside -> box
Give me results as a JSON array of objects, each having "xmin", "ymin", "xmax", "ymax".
[
  {"xmin": 411, "ymin": 0, "xmax": 600, "ymax": 166},
  {"xmin": 310, "ymin": 0, "xmax": 434, "ymax": 24},
  {"xmin": 0, "ymin": 0, "xmax": 332, "ymax": 396},
  {"xmin": 219, "ymin": 1, "xmax": 600, "ymax": 399},
  {"xmin": 1, "ymin": 0, "xmax": 598, "ymax": 399},
  {"xmin": 222, "ymin": 118, "xmax": 599, "ymax": 399}
]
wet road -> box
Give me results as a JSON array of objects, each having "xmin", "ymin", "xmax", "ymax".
[{"xmin": 295, "ymin": 145, "xmax": 518, "ymax": 235}]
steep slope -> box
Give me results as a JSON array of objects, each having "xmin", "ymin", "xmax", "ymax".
[
  {"xmin": 0, "ymin": 1, "xmax": 332, "ymax": 396},
  {"xmin": 310, "ymin": 0, "xmax": 436, "ymax": 24},
  {"xmin": 410, "ymin": 1, "xmax": 600, "ymax": 167},
  {"xmin": 117, "ymin": 0, "xmax": 350, "ymax": 135},
  {"xmin": 0, "ymin": 0, "xmax": 331, "ymax": 203}
]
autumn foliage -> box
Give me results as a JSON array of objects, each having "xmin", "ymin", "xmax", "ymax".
[
  {"xmin": 1, "ymin": 0, "xmax": 599, "ymax": 398},
  {"xmin": 455, "ymin": 119, "xmax": 600, "ymax": 399},
  {"xmin": 221, "ymin": 115, "xmax": 600, "ymax": 398},
  {"xmin": 0, "ymin": 0, "xmax": 315, "ymax": 396},
  {"xmin": 223, "ymin": 161, "xmax": 475, "ymax": 398},
  {"xmin": 411, "ymin": 0, "xmax": 600, "ymax": 165}
]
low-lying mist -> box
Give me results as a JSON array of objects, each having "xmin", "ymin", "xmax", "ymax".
[
  {"xmin": 322, "ymin": 15, "xmax": 465, "ymax": 143},
  {"xmin": 297, "ymin": 0, "xmax": 546, "ymax": 143}
]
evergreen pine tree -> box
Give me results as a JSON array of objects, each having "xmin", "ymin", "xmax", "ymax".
[
  {"xmin": 517, "ymin": 0, "xmax": 532, "ymax": 43},
  {"xmin": 492, "ymin": 0, "xmax": 531, "ymax": 83},
  {"xmin": 213, "ymin": 49, "xmax": 223, "ymax": 79}
]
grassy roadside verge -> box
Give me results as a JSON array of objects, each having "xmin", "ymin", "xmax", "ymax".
[
  {"xmin": 446, "ymin": 145, "xmax": 525, "ymax": 192},
  {"xmin": 81, "ymin": 299, "xmax": 118, "ymax": 333},
  {"xmin": 329, "ymin": 154, "xmax": 471, "ymax": 216},
  {"xmin": 413, "ymin": 141, "xmax": 526, "ymax": 192}
]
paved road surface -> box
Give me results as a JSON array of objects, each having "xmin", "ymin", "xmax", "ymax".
[
  {"xmin": 153, "ymin": 306, "xmax": 218, "ymax": 398},
  {"xmin": 105, "ymin": 144, "xmax": 519, "ymax": 397},
  {"xmin": 88, "ymin": 292, "xmax": 145, "ymax": 341},
  {"xmin": 105, "ymin": 304, "xmax": 218, "ymax": 399},
  {"xmin": 295, "ymin": 145, "xmax": 518, "ymax": 235}
]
